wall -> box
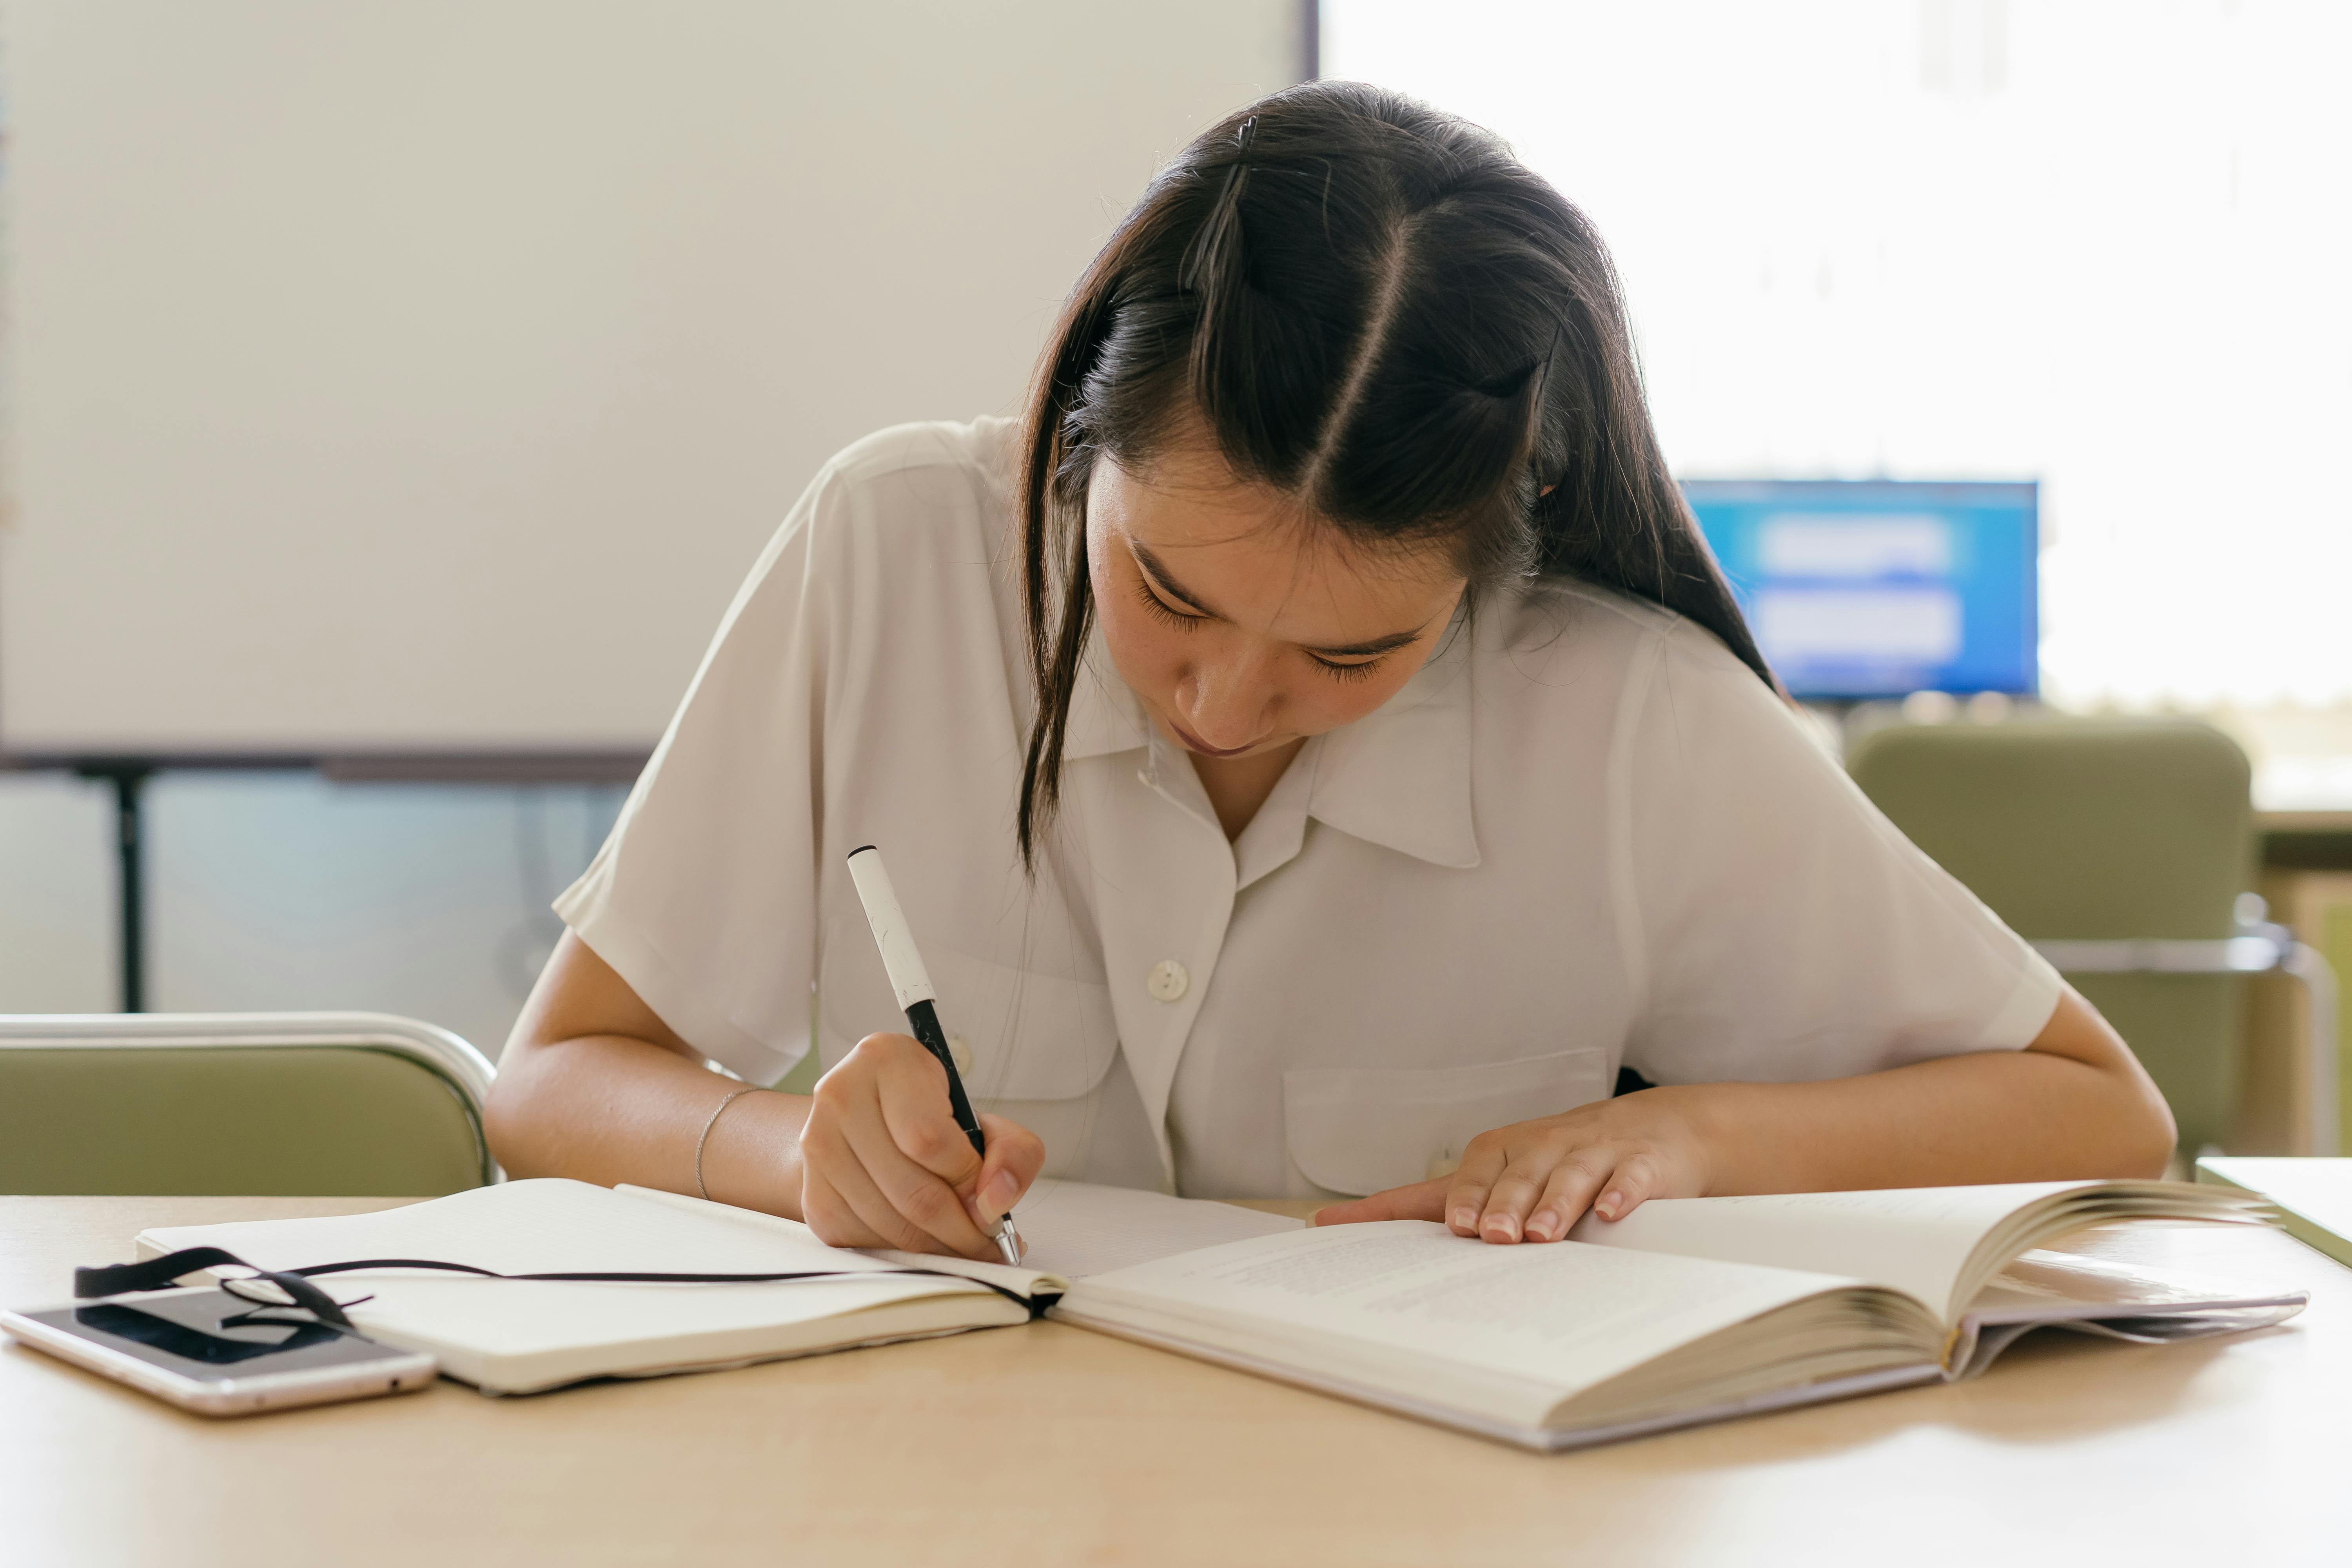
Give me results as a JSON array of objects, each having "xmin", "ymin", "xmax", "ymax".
[{"xmin": 2, "ymin": 0, "xmax": 1303, "ymax": 757}]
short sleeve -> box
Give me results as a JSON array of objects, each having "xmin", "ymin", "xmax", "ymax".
[
  {"xmin": 1619, "ymin": 622, "xmax": 2063, "ymax": 1085},
  {"xmin": 552, "ymin": 468, "xmax": 837, "ymax": 1086}
]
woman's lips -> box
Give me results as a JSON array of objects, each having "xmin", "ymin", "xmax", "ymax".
[{"xmin": 1169, "ymin": 720, "xmax": 1260, "ymax": 758}]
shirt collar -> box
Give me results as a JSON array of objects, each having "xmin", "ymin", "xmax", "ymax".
[
  {"xmin": 1305, "ymin": 618, "xmax": 1481, "ymax": 869},
  {"xmin": 1060, "ymin": 626, "xmax": 1151, "ymax": 760},
  {"xmin": 1058, "ymin": 616, "xmax": 1481, "ymax": 871}
]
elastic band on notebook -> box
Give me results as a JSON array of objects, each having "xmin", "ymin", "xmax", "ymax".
[{"xmin": 77, "ymin": 1245, "xmax": 1053, "ymax": 1329}]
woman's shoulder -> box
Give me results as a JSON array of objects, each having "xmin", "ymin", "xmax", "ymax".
[
  {"xmin": 1465, "ymin": 577, "xmax": 1793, "ymax": 775},
  {"xmin": 815, "ymin": 415, "xmax": 1020, "ymax": 501},
  {"xmin": 1481, "ymin": 577, "xmax": 1755, "ymax": 689},
  {"xmin": 786, "ymin": 415, "xmax": 1024, "ymax": 583}
]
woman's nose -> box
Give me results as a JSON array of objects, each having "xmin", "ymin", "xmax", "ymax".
[{"xmin": 1183, "ymin": 656, "xmax": 1275, "ymax": 748}]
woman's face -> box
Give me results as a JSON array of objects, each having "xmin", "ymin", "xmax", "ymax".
[{"xmin": 1086, "ymin": 436, "xmax": 1468, "ymax": 760}]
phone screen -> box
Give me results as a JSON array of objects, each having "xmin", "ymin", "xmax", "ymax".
[{"xmin": 17, "ymin": 1290, "xmax": 418, "ymax": 1381}]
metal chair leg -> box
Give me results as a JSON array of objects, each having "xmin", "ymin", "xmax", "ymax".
[{"xmin": 2283, "ymin": 943, "xmax": 2339, "ymax": 1156}]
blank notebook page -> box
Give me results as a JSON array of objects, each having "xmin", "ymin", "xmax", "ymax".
[
  {"xmin": 135, "ymin": 1179, "xmax": 1003, "ymax": 1371},
  {"xmin": 1009, "ymin": 1181, "xmax": 1304, "ymax": 1278}
]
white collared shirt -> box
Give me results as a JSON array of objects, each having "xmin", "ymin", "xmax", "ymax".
[{"xmin": 557, "ymin": 419, "xmax": 2063, "ymax": 1200}]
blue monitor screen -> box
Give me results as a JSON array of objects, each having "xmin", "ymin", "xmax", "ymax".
[{"xmin": 1680, "ymin": 479, "xmax": 2039, "ymax": 700}]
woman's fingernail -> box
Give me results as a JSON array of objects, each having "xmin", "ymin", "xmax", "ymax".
[
  {"xmin": 1483, "ymin": 1213, "xmax": 1518, "ymax": 1241},
  {"xmin": 1451, "ymin": 1208, "xmax": 1478, "ymax": 1232},
  {"xmin": 1596, "ymin": 1193, "xmax": 1622, "ymax": 1220},
  {"xmin": 1526, "ymin": 1211, "xmax": 1558, "ymax": 1241},
  {"xmin": 979, "ymin": 1171, "xmax": 1018, "ymax": 1217}
]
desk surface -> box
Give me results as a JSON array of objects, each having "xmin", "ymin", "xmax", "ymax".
[{"xmin": 3, "ymin": 1197, "xmax": 2348, "ymax": 1567}]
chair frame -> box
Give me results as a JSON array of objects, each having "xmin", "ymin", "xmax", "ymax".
[
  {"xmin": 0, "ymin": 1011, "xmax": 500, "ymax": 1186},
  {"xmin": 2032, "ymin": 926, "xmax": 2339, "ymax": 1156}
]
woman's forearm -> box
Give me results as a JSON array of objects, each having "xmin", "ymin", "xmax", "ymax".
[
  {"xmin": 1676, "ymin": 987, "xmax": 2177, "ymax": 1194},
  {"xmin": 1317, "ymin": 987, "xmax": 2174, "ymax": 1239},
  {"xmin": 484, "ymin": 1031, "xmax": 812, "ymax": 1215},
  {"xmin": 482, "ymin": 931, "xmax": 814, "ymax": 1216},
  {"xmin": 486, "ymin": 931, "xmax": 1042, "ymax": 1255}
]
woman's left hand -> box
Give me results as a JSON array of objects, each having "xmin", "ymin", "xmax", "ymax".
[{"xmin": 1312, "ymin": 1090, "xmax": 1715, "ymax": 1243}]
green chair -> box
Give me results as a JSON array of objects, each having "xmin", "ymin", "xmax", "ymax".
[
  {"xmin": 1847, "ymin": 716, "xmax": 2336, "ymax": 1157},
  {"xmin": 0, "ymin": 1012, "xmax": 496, "ymax": 1195}
]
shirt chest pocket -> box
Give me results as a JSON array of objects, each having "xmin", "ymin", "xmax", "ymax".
[
  {"xmin": 816, "ymin": 923, "xmax": 1120, "ymax": 1104},
  {"xmin": 1281, "ymin": 1049, "xmax": 1612, "ymax": 1198}
]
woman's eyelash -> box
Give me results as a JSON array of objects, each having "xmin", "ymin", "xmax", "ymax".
[
  {"xmin": 1134, "ymin": 575, "xmax": 1202, "ymax": 627},
  {"xmin": 1134, "ymin": 572, "xmax": 1383, "ymax": 681}
]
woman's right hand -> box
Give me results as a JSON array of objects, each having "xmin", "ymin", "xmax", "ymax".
[{"xmin": 797, "ymin": 1031, "xmax": 1045, "ymax": 1258}]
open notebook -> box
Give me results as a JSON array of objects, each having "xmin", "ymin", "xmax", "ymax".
[
  {"xmin": 130, "ymin": 1178, "xmax": 1294, "ymax": 1394},
  {"xmin": 127, "ymin": 1178, "xmax": 2303, "ymax": 1449}
]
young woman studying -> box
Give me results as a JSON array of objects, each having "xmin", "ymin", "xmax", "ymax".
[{"xmin": 483, "ymin": 83, "xmax": 2175, "ymax": 1261}]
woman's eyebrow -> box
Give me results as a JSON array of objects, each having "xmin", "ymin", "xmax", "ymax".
[{"xmin": 1130, "ymin": 542, "xmax": 1432, "ymax": 660}]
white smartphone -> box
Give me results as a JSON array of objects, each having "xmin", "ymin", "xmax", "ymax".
[{"xmin": 2, "ymin": 1286, "xmax": 437, "ymax": 1416}]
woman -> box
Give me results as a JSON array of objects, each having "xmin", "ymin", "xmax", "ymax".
[{"xmin": 485, "ymin": 83, "xmax": 2173, "ymax": 1261}]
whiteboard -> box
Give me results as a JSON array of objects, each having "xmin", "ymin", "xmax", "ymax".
[{"xmin": 0, "ymin": 0, "xmax": 1299, "ymax": 760}]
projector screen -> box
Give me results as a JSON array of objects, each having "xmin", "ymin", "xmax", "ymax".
[{"xmin": 0, "ymin": 0, "xmax": 1300, "ymax": 763}]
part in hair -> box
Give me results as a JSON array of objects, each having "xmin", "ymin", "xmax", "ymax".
[{"xmin": 1016, "ymin": 81, "xmax": 1774, "ymax": 866}]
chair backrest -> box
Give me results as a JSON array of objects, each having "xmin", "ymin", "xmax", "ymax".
[
  {"xmin": 1846, "ymin": 717, "xmax": 2254, "ymax": 1152},
  {"xmin": 0, "ymin": 1012, "xmax": 495, "ymax": 1195}
]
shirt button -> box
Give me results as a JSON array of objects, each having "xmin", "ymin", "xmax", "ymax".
[
  {"xmin": 1146, "ymin": 960, "xmax": 1190, "ymax": 1003},
  {"xmin": 946, "ymin": 1035, "xmax": 974, "ymax": 1073}
]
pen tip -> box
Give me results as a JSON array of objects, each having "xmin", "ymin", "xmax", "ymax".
[{"xmin": 847, "ymin": 844, "xmax": 878, "ymax": 860}]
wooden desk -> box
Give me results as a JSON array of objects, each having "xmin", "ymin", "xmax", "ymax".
[{"xmin": 3, "ymin": 1198, "xmax": 2348, "ymax": 1566}]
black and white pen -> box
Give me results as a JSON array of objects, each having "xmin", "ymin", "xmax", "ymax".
[{"xmin": 844, "ymin": 845, "xmax": 1023, "ymax": 1267}]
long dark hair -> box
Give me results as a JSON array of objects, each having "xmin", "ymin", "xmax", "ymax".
[{"xmin": 1017, "ymin": 81, "xmax": 1772, "ymax": 865}]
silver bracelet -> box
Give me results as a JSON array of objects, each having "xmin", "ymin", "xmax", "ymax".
[{"xmin": 694, "ymin": 1086, "xmax": 760, "ymax": 1202}]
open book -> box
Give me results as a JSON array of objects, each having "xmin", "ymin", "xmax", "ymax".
[
  {"xmin": 128, "ymin": 1178, "xmax": 2301, "ymax": 1448},
  {"xmin": 1054, "ymin": 1181, "xmax": 2305, "ymax": 1449}
]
